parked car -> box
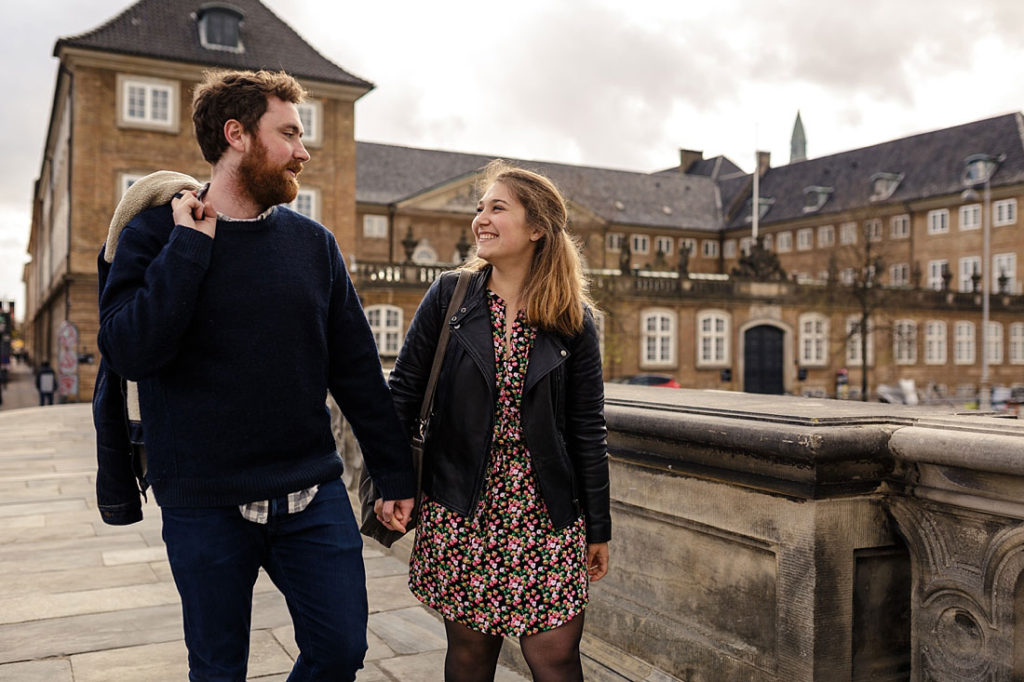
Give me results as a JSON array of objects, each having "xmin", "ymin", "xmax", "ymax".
[{"xmin": 611, "ymin": 374, "xmax": 682, "ymax": 388}]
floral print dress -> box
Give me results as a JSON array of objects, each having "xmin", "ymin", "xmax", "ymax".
[{"xmin": 408, "ymin": 290, "xmax": 589, "ymax": 637}]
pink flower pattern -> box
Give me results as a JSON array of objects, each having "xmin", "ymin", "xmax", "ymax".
[{"xmin": 408, "ymin": 290, "xmax": 588, "ymax": 637}]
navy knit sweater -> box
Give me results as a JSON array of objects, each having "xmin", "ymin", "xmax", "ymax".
[{"xmin": 98, "ymin": 204, "xmax": 414, "ymax": 507}]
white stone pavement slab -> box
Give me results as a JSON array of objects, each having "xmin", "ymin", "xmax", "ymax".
[{"xmin": 0, "ymin": 404, "xmax": 528, "ymax": 681}]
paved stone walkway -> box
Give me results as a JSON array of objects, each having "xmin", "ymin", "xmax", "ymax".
[{"xmin": 0, "ymin": 402, "xmax": 527, "ymax": 681}]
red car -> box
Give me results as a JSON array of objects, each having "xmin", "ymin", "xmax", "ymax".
[{"xmin": 613, "ymin": 374, "xmax": 682, "ymax": 388}]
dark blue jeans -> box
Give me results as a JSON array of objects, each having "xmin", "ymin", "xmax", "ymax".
[{"xmin": 160, "ymin": 478, "xmax": 367, "ymax": 681}]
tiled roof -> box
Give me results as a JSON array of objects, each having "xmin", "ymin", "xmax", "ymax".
[
  {"xmin": 54, "ymin": 0, "xmax": 372, "ymax": 89},
  {"xmin": 655, "ymin": 155, "xmax": 744, "ymax": 180},
  {"xmin": 726, "ymin": 113, "xmax": 1024, "ymax": 229},
  {"xmin": 356, "ymin": 142, "xmax": 723, "ymax": 232}
]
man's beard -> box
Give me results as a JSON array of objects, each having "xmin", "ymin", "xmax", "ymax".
[{"xmin": 239, "ymin": 138, "xmax": 302, "ymax": 210}]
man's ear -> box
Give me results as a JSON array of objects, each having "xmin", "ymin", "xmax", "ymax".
[{"xmin": 224, "ymin": 119, "xmax": 248, "ymax": 153}]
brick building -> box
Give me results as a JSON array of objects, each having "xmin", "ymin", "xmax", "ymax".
[
  {"xmin": 24, "ymin": 0, "xmax": 371, "ymax": 400},
  {"xmin": 352, "ymin": 115, "xmax": 1024, "ymax": 401},
  {"xmin": 24, "ymin": 0, "xmax": 1024, "ymax": 404}
]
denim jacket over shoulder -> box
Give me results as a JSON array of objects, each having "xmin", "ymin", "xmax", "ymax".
[{"xmin": 388, "ymin": 269, "xmax": 611, "ymax": 544}]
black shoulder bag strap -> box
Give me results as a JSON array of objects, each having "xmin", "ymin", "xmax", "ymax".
[{"xmin": 410, "ymin": 269, "xmax": 473, "ymax": 507}]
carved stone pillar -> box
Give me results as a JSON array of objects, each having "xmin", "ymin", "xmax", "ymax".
[{"xmin": 887, "ymin": 418, "xmax": 1024, "ymax": 681}]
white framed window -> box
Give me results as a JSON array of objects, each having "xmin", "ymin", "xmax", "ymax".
[
  {"xmin": 363, "ymin": 215, "xmax": 388, "ymax": 239},
  {"xmin": 985, "ymin": 322, "xmax": 1003, "ymax": 365},
  {"xmin": 799, "ymin": 313, "xmax": 829, "ymax": 367},
  {"xmin": 641, "ymin": 309, "xmax": 676, "ymax": 368},
  {"xmin": 797, "ymin": 228, "xmax": 814, "ymax": 251},
  {"xmin": 761, "ymin": 234, "xmax": 773, "ymax": 252},
  {"xmin": 739, "ymin": 237, "xmax": 753, "ymax": 256},
  {"xmin": 365, "ymin": 304, "xmax": 403, "ymax": 356},
  {"xmin": 118, "ymin": 172, "xmax": 146, "ymax": 198},
  {"xmin": 959, "ymin": 256, "xmax": 981, "ymax": 293},
  {"xmin": 723, "ymin": 239, "xmax": 737, "ymax": 259},
  {"xmin": 776, "ymin": 231, "xmax": 793, "ymax": 253},
  {"xmin": 994, "ymin": 199, "xmax": 1017, "ymax": 227},
  {"xmin": 924, "ymin": 321, "xmax": 946, "ymax": 365},
  {"xmin": 993, "ymin": 253, "xmax": 1017, "ymax": 293},
  {"xmin": 678, "ymin": 237, "xmax": 697, "ymax": 256},
  {"xmin": 631, "ymin": 234, "xmax": 650, "ymax": 255},
  {"xmin": 846, "ymin": 316, "xmax": 874, "ymax": 366},
  {"xmin": 818, "ymin": 224, "xmax": 834, "ymax": 247},
  {"xmin": 959, "ymin": 204, "xmax": 981, "ymax": 231},
  {"xmin": 840, "ymin": 222, "xmax": 858, "ymax": 245},
  {"xmin": 117, "ymin": 75, "xmax": 178, "ymax": 131},
  {"xmin": 954, "ymin": 321, "xmax": 975, "ymax": 365},
  {"xmin": 928, "ymin": 259, "xmax": 949, "ymax": 291},
  {"xmin": 891, "ymin": 214, "xmax": 910, "ymax": 239},
  {"xmin": 696, "ymin": 310, "xmax": 729, "ymax": 367},
  {"xmin": 1010, "ymin": 322, "xmax": 1024, "ymax": 364},
  {"xmin": 889, "ymin": 263, "xmax": 910, "ymax": 287},
  {"xmin": 606, "ymin": 232, "xmax": 624, "ymax": 252},
  {"xmin": 840, "ymin": 268, "xmax": 856, "ymax": 286},
  {"xmin": 296, "ymin": 101, "xmax": 322, "ymax": 147},
  {"xmin": 290, "ymin": 187, "xmax": 320, "ymax": 220},
  {"xmin": 927, "ymin": 209, "xmax": 949, "ymax": 235},
  {"xmin": 655, "ymin": 236, "xmax": 674, "ymax": 257},
  {"xmin": 865, "ymin": 218, "xmax": 883, "ymax": 242},
  {"xmin": 701, "ymin": 240, "xmax": 719, "ymax": 258},
  {"xmin": 893, "ymin": 320, "xmax": 917, "ymax": 365}
]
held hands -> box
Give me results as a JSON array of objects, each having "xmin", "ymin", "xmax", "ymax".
[
  {"xmin": 171, "ymin": 190, "xmax": 217, "ymax": 238},
  {"xmin": 374, "ymin": 497, "xmax": 415, "ymax": 534},
  {"xmin": 587, "ymin": 542, "xmax": 609, "ymax": 581}
]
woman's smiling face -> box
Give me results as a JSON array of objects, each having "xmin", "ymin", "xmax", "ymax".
[{"xmin": 472, "ymin": 181, "xmax": 542, "ymax": 267}]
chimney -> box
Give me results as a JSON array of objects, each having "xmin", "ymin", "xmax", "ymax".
[
  {"xmin": 756, "ymin": 150, "xmax": 771, "ymax": 178},
  {"xmin": 679, "ymin": 149, "xmax": 703, "ymax": 173}
]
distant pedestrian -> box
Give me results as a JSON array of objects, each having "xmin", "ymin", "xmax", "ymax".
[{"xmin": 36, "ymin": 361, "xmax": 56, "ymax": 406}]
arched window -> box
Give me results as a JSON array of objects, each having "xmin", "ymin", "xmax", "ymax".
[
  {"xmin": 845, "ymin": 316, "xmax": 874, "ymax": 366},
  {"xmin": 640, "ymin": 309, "xmax": 676, "ymax": 368},
  {"xmin": 365, "ymin": 305, "xmax": 403, "ymax": 357}
]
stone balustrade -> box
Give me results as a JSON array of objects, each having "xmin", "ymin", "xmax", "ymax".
[{"xmin": 590, "ymin": 385, "xmax": 1024, "ymax": 681}]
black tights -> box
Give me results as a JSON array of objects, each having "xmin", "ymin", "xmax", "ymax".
[{"xmin": 443, "ymin": 613, "xmax": 585, "ymax": 682}]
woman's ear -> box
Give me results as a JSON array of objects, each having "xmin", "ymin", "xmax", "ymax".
[{"xmin": 530, "ymin": 228, "xmax": 544, "ymax": 242}]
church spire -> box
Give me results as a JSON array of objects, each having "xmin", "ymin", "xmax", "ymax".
[{"xmin": 790, "ymin": 110, "xmax": 806, "ymax": 163}]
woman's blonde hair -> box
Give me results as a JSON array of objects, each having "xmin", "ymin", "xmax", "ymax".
[{"xmin": 463, "ymin": 160, "xmax": 591, "ymax": 335}]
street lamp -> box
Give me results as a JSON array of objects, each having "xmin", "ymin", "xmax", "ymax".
[{"xmin": 961, "ymin": 153, "xmax": 1004, "ymax": 411}]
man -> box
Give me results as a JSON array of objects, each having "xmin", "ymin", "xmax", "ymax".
[
  {"xmin": 36, "ymin": 360, "xmax": 56, "ymax": 405},
  {"xmin": 96, "ymin": 70, "xmax": 414, "ymax": 681}
]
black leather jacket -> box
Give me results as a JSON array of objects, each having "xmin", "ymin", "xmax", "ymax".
[{"xmin": 388, "ymin": 268, "xmax": 610, "ymax": 543}]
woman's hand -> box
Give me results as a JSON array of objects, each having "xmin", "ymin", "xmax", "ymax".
[
  {"xmin": 374, "ymin": 497, "xmax": 415, "ymax": 533},
  {"xmin": 586, "ymin": 542, "xmax": 609, "ymax": 581}
]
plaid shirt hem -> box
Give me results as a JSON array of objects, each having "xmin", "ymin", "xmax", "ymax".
[{"xmin": 239, "ymin": 485, "xmax": 319, "ymax": 524}]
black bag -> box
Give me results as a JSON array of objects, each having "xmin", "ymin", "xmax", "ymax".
[{"xmin": 359, "ymin": 270, "xmax": 472, "ymax": 547}]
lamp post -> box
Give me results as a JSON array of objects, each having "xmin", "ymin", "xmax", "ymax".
[{"xmin": 961, "ymin": 153, "xmax": 1004, "ymax": 411}]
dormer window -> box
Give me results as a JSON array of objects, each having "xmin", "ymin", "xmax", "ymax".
[
  {"xmin": 802, "ymin": 186, "xmax": 833, "ymax": 213},
  {"xmin": 743, "ymin": 197, "xmax": 775, "ymax": 223},
  {"xmin": 198, "ymin": 4, "xmax": 244, "ymax": 53},
  {"xmin": 870, "ymin": 172, "xmax": 903, "ymax": 201}
]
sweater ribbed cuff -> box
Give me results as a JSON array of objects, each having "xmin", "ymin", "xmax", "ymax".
[
  {"xmin": 169, "ymin": 225, "xmax": 213, "ymax": 267},
  {"xmin": 370, "ymin": 469, "xmax": 417, "ymax": 501}
]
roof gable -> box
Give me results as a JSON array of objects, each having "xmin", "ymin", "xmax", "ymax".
[{"xmin": 55, "ymin": 0, "xmax": 372, "ymax": 89}]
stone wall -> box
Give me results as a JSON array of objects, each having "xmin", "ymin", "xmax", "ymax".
[{"xmin": 592, "ymin": 385, "xmax": 1024, "ymax": 681}]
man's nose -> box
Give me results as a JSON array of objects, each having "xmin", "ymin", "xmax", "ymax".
[{"xmin": 295, "ymin": 141, "xmax": 310, "ymax": 162}]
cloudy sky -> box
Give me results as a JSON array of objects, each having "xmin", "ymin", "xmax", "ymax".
[{"xmin": 2, "ymin": 0, "xmax": 1023, "ymax": 319}]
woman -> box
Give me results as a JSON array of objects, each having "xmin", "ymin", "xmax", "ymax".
[{"xmin": 382, "ymin": 160, "xmax": 610, "ymax": 681}]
